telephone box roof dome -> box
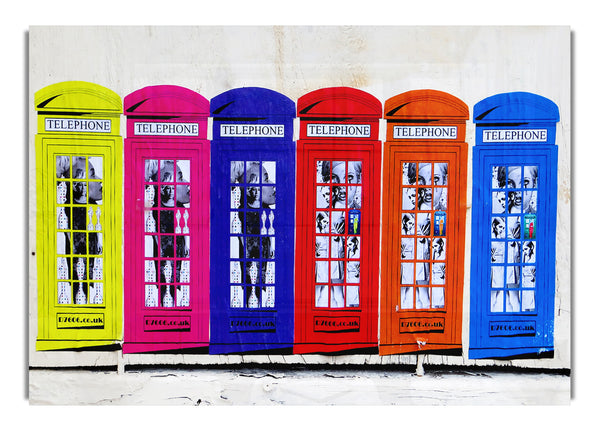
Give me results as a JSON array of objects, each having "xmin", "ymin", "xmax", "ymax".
[
  {"xmin": 124, "ymin": 85, "xmax": 209, "ymax": 116},
  {"xmin": 474, "ymin": 92, "xmax": 559, "ymax": 124},
  {"xmin": 211, "ymin": 87, "xmax": 295, "ymax": 118},
  {"xmin": 297, "ymin": 87, "xmax": 382, "ymax": 119},
  {"xmin": 35, "ymin": 81, "xmax": 122, "ymax": 114},
  {"xmin": 385, "ymin": 89, "xmax": 469, "ymax": 120}
]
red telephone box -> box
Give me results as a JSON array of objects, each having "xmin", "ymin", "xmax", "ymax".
[
  {"xmin": 123, "ymin": 85, "xmax": 210, "ymax": 353},
  {"xmin": 380, "ymin": 90, "xmax": 468, "ymax": 355},
  {"xmin": 294, "ymin": 87, "xmax": 382, "ymax": 354}
]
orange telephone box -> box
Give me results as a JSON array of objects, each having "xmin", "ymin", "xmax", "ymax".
[{"xmin": 380, "ymin": 90, "xmax": 468, "ymax": 355}]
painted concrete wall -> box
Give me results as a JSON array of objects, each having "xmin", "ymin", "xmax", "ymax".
[{"xmin": 28, "ymin": 26, "xmax": 570, "ymax": 371}]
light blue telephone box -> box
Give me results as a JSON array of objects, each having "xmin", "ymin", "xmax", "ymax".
[{"xmin": 469, "ymin": 92, "xmax": 559, "ymax": 359}]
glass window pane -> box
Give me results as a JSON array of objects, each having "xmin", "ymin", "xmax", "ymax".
[
  {"xmin": 231, "ymin": 161, "xmax": 245, "ymax": 183},
  {"xmin": 417, "ymin": 187, "xmax": 432, "ymax": 210},
  {"xmin": 161, "ymin": 285, "xmax": 175, "ymax": 307},
  {"xmin": 507, "ymin": 166, "xmax": 521, "ymax": 188},
  {"xmin": 523, "ymin": 166, "xmax": 538, "ymax": 189},
  {"xmin": 145, "ymin": 159, "xmax": 158, "ymax": 181},
  {"xmin": 246, "ymin": 261, "xmax": 260, "ymax": 285},
  {"xmin": 492, "ymin": 192, "xmax": 506, "ymax": 213},
  {"xmin": 491, "ymin": 217, "xmax": 506, "ymax": 239},
  {"xmin": 245, "ymin": 211, "xmax": 260, "ymax": 234},
  {"xmin": 491, "ymin": 266, "xmax": 504, "ymax": 288},
  {"xmin": 401, "ymin": 262, "xmax": 414, "ymax": 284},
  {"xmin": 262, "ymin": 286, "xmax": 275, "ymax": 308},
  {"xmin": 230, "ymin": 261, "xmax": 243, "ymax": 284},
  {"xmin": 492, "ymin": 166, "xmax": 506, "ymax": 188},
  {"xmin": 331, "ymin": 161, "xmax": 345, "ymax": 183},
  {"xmin": 57, "ymin": 156, "xmax": 71, "ymax": 179},
  {"xmin": 404, "ymin": 163, "xmax": 417, "ymax": 185},
  {"xmin": 432, "ymin": 263, "xmax": 446, "ymax": 285},
  {"xmin": 506, "ymin": 290, "xmax": 521, "ymax": 312},
  {"xmin": 315, "ymin": 236, "xmax": 329, "ymax": 258},
  {"xmin": 432, "ymin": 287, "xmax": 445, "ymax": 308},
  {"xmin": 522, "ymin": 241, "xmax": 536, "ymax": 263},
  {"xmin": 88, "ymin": 156, "xmax": 103, "ymax": 179},
  {"xmin": 401, "ymin": 238, "xmax": 414, "ymax": 259},
  {"xmin": 346, "ymin": 261, "xmax": 360, "ymax": 284},
  {"xmin": 72, "ymin": 157, "xmax": 87, "ymax": 179},
  {"xmin": 433, "ymin": 163, "xmax": 448, "ymax": 185},
  {"xmin": 330, "ymin": 285, "xmax": 345, "ymax": 308},
  {"xmin": 246, "ymin": 161, "xmax": 261, "ymax": 183},
  {"xmin": 316, "ymin": 161, "xmax": 330, "ymax": 183},
  {"xmin": 416, "ymin": 287, "xmax": 430, "ymax": 309},
  {"xmin": 176, "ymin": 160, "xmax": 190, "ymax": 182},
  {"xmin": 347, "ymin": 236, "xmax": 360, "ymax": 259},
  {"xmin": 315, "ymin": 285, "xmax": 329, "ymax": 307},
  {"xmin": 58, "ymin": 282, "xmax": 72, "ymax": 304},
  {"xmin": 433, "ymin": 188, "xmax": 447, "ymax": 210},
  {"xmin": 145, "ymin": 284, "xmax": 159, "ymax": 307},
  {"xmin": 177, "ymin": 260, "xmax": 190, "ymax": 283},
  {"xmin": 231, "ymin": 285, "xmax": 244, "ymax": 308},
  {"xmin": 402, "ymin": 213, "xmax": 415, "ymax": 236},
  {"xmin": 418, "ymin": 163, "xmax": 432, "ymax": 185},
  {"xmin": 346, "ymin": 285, "xmax": 359, "ymax": 307},
  {"xmin": 231, "ymin": 186, "xmax": 244, "ymax": 209},
  {"xmin": 330, "ymin": 261, "xmax": 344, "ymax": 283},
  {"xmin": 401, "ymin": 286, "xmax": 413, "ymax": 309},
  {"xmin": 316, "ymin": 261, "xmax": 328, "ymax": 283},
  {"xmin": 160, "ymin": 260, "xmax": 174, "ymax": 283},
  {"xmin": 491, "ymin": 241, "xmax": 505, "ymax": 263},
  {"xmin": 263, "ymin": 261, "xmax": 275, "ymax": 285},
  {"xmin": 524, "ymin": 191, "xmax": 537, "ymax": 214},
  {"xmin": 521, "ymin": 290, "xmax": 535, "ymax": 311},
  {"xmin": 73, "ymin": 182, "xmax": 87, "ymax": 204},
  {"xmin": 263, "ymin": 161, "xmax": 276, "ymax": 183},
  {"xmin": 491, "ymin": 290, "xmax": 504, "ymax": 312},
  {"xmin": 347, "ymin": 161, "xmax": 362, "ymax": 184},
  {"xmin": 246, "ymin": 286, "xmax": 260, "ymax": 308},
  {"xmin": 316, "ymin": 211, "xmax": 329, "ymax": 234},
  {"xmin": 159, "ymin": 160, "xmax": 176, "ymax": 182},
  {"xmin": 177, "ymin": 285, "xmax": 190, "ymax": 307},
  {"xmin": 402, "ymin": 188, "xmax": 416, "ymax": 210},
  {"xmin": 417, "ymin": 213, "xmax": 431, "ymax": 236},
  {"xmin": 432, "ymin": 238, "xmax": 446, "ymax": 260},
  {"xmin": 316, "ymin": 186, "xmax": 331, "ymax": 208},
  {"xmin": 523, "ymin": 266, "xmax": 536, "ymax": 287},
  {"xmin": 332, "ymin": 185, "xmax": 346, "ymax": 208}
]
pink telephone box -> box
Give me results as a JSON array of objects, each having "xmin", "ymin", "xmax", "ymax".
[{"xmin": 123, "ymin": 86, "xmax": 210, "ymax": 353}]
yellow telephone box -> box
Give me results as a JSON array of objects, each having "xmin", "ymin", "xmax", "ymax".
[{"xmin": 35, "ymin": 81, "xmax": 123, "ymax": 350}]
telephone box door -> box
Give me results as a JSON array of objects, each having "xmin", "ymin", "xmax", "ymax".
[
  {"xmin": 210, "ymin": 87, "xmax": 295, "ymax": 354},
  {"xmin": 35, "ymin": 81, "xmax": 123, "ymax": 350},
  {"xmin": 380, "ymin": 90, "xmax": 469, "ymax": 355},
  {"xmin": 470, "ymin": 92, "xmax": 559, "ymax": 359},
  {"xmin": 123, "ymin": 86, "xmax": 210, "ymax": 353},
  {"xmin": 294, "ymin": 87, "xmax": 382, "ymax": 354}
]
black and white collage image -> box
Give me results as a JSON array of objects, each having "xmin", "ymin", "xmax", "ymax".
[
  {"xmin": 143, "ymin": 159, "xmax": 192, "ymax": 295},
  {"xmin": 313, "ymin": 160, "xmax": 363, "ymax": 309},
  {"xmin": 56, "ymin": 155, "xmax": 104, "ymax": 205},
  {"xmin": 144, "ymin": 159, "xmax": 191, "ymax": 208},
  {"xmin": 230, "ymin": 160, "xmax": 276, "ymax": 209},
  {"xmin": 228, "ymin": 161, "xmax": 277, "ymax": 309},
  {"xmin": 316, "ymin": 160, "xmax": 363, "ymax": 209},
  {"xmin": 401, "ymin": 162, "xmax": 448, "ymax": 211},
  {"xmin": 56, "ymin": 156, "xmax": 105, "ymax": 261},
  {"xmin": 491, "ymin": 165, "xmax": 538, "ymax": 214}
]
